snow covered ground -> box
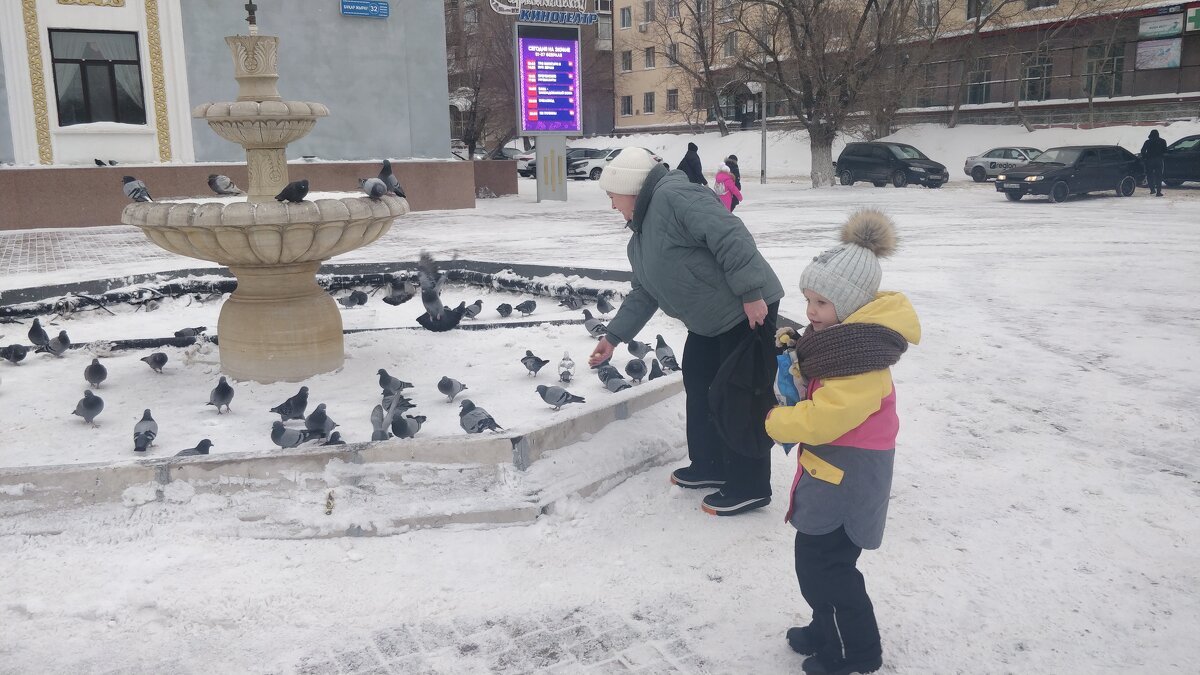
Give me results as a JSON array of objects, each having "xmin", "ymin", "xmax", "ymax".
[{"xmin": 2, "ymin": 161, "xmax": 1200, "ymax": 674}]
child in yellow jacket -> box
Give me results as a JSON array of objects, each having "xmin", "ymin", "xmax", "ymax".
[{"xmin": 766, "ymin": 209, "xmax": 921, "ymax": 675}]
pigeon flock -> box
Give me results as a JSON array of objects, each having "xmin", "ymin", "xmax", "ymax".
[{"xmin": 119, "ymin": 160, "xmax": 408, "ymax": 204}]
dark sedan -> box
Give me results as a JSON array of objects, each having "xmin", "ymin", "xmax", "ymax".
[
  {"xmin": 994, "ymin": 145, "xmax": 1144, "ymax": 203},
  {"xmin": 1163, "ymin": 134, "xmax": 1200, "ymax": 187}
]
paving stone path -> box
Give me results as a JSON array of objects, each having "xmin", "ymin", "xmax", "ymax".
[{"xmin": 0, "ymin": 227, "xmax": 178, "ymax": 278}]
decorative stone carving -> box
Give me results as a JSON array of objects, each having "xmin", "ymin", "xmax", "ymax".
[
  {"xmin": 225, "ymin": 35, "xmax": 281, "ymax": 102},
  {"xmin": 144, "ymin": 0, "xmax": 172, "ymax": 162}
]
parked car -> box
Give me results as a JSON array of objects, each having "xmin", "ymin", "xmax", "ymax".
[
  {"xmin": 526, "ymin": 147, "xmax": 594, "ymax": 179},
  {"xmin": 994, "ymin": 145, "xmax": 1144, "ymax": 203},
  {"xmin": 834, "ymin": 142, "xmax": 948, "ymax": 188},
  {"xmin": 571, "ymin": 147, "xmax": 665, "ymax": 181},
  {"xmin": 1162, "ymin": 134, "xmax": 1200, "ymax": 187},
  {"xmin": 490, "ymin": 147, "xmax": 523, "ymax": 161},
  {"xmin": 516, "ymin": 151, "xmax": 535, "ymax": 177},
  {"xmin": 963, "ymin": 147, "xmax": 1042, "ymax": 182}
]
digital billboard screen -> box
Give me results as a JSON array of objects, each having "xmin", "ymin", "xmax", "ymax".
[{"xmin": 516, "ymin": 25, "xmax": 581, "ymax": 135}]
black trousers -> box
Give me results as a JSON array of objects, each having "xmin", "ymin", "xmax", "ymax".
[
  {"xmin": 681, "ymin": 302, "xmax": 777, "ymax": 497},
  {"xmin": 794, "ymin": 527, "xmax": 882, "ymax": 663},
  {"xmin": 1146, "ymin": 158, "xmax": 1164, "ymax": 194}
]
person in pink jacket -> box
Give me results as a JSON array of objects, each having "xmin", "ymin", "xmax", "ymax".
[{"xmin": 713, "ymin": 164, "xmax": 743, "ymax": 211}]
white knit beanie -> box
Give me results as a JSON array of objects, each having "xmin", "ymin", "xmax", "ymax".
[
  {"xmin": 799, "ymin": 209, "xmax": 898, "ymax": 321},
  {"xmin": 597, "ymin": 147, "xmax": 659, "ymax": 195}
]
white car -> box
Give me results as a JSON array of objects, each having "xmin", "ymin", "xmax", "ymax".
[
  {"xmin": 516, "ymin": 151, "xmax": 535, "ymax": 177},
  {"xmin": 964, "ymin": 147, "xmax": 1043, "ymax": 182},
  {"xmin": 569, "ymin": 147, "xmax": 666, "ymax": 181}
]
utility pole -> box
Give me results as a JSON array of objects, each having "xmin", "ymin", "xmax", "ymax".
[{"xmin": 760, "ymin": 88, "xmax": 767, "ymax": 185}]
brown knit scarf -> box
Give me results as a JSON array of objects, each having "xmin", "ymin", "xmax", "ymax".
[{"xmin": 793, "ymin": 322, "xmax": 908, "ymax": 380}]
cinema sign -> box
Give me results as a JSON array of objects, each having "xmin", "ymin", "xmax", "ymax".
[{"xmin": 491, "ymin": 0, "xmax": 598, "ymax": 25}]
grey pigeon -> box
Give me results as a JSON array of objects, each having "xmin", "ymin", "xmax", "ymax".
[
  {"xmin": 391, "ymin": 414, "xmax": 426, "ymax": 439},
  {"xmin": 649, "ymin": 358, "xmax": 666, "ymax": 380},
  {"xmin": 140, "ymin": 352, "xmax": 168, "ymax": 373},
  {"xmin": 582, "ymin": 309, "xmax": 608, "ymax": 339},
  {"xmin": 521, "ymin": 350, "xmax": 550, "ymax": 376},
  {"xmin": 269, "ymin": 386, "xmax": 309, "ymax": 421},
  {"xmin": 174, "ymin": 326, "xmax": 207, "ymax": 338},
  {"xmin": 377, "ymin": 369, "xmax": 413, "ymax": 396},
  {"xmin": 304, "ymin": 403, "xmax": 338, "ymax": 438},
  {"xmin": 133, "ymin": 409, "xmax": 158, "ymax": 452},
  {"xmin": 379, "ymin": 159, "xmax": 406, "ymax": 197},
  {"xmin": 359, "ymin": 177, "xmax": 387, "ymax": 200},
  {"xmin": 207, "ymin": 376, "xmax": 234, "ymax": 413},
  {"xmin": 73, "ymin": 390, "xmax": 104, "ymax": 425},
  {"xmin": 417, "ymin": 252, "xmax": 446, "ymax": 321},
  {"xmin": 536, "ymin": 384, "xmax": 585, "ymax": 410},
  {"xmin": 122, "ymin": 175, "xmax": 152, "ymax": 202},
  {"xmin": 437, "ymin": 376, "xmax": 468, "ymax": 402},
  {"xmin": 558, "ymin": 352, "xmax": 575, "ymax": 383},
  {"xmin": 382, "ymin": 279, "xmax": 416, "ymax": 306},
  {"xmin": 381, "ymin": 392, "xmax": 416, "ymax": 413},
  {"xmin": 463, "ymin": 299, "xmax": 483, "ymax": 319},
  {"xmin": 84, "ymin": 358, "xmax": 107, "ymax": 388},
  {"xmin": 270, "ymin": 420, "xmax": 317, "ymax": 449},
  {"xmin": 275, "ymin": 179, "xmax": 309, "ymax": 202},
  {"xmin": 94, "ymin": 158, "xmax": 106, "ymax": 167},
  {"xmin": 655, "ymin": 334, "xmax": 679, "ymax": 371},
  {"xmin": 596, "ymin": 294, "xmax": 615, "ymax": 315},
  {"xmin": 458, "ymin": 399, "xmax": 502, "ymax": 433},
  {"xmin": 323, "ymin": 432, "xmax": 346, "ymax": 446},
  {"xmin": 595, "ymin": 362, "xmax": 621, "ymax": 384},
  {"xmin": 370, "ymin": 404, "xmax": 392, "ymax": 441},
  {"xmin": 28, "ymin": 318, "xmax": 49, "ymax": 348},
  {"xmin": 558, "ymin": 291, "xmax": 584, "ymax": 311},
  {"xmin": 417, "ymin": 300, "xmax": 468, "ymax": 332},
  {"xmin": 175, "ymin": 439, "xmax": 213, "ymax": 457},
  {"xmin": 338, "ymin": 290, "xmax": 369, "ymax": 308},
  {"xmin": 36, "ymin": 330, "xmax": 70, "ymax": 357},
  {"xmin": 1, "ymin": 344, "xmax": 29, "ymax": 365},
  {"xmin": 208, "ymin": 174, "xmax": 243, "ymax": 195},
  {"xmin": 627, "ymin": 340, "xmax": 652, "ymax": 359},
  {"xmin": 496, "ymin": 303, "xmax": 513, "ymax": 317},
  {"xmin": 604, "ymin": 377, "xmax": 633, "ymax": 393},
  {"xmin": 514, "ymin": 300, "xmax": 537, "ymax": 316},
  {"xmin": 625, "ymin": 358, "xmax": 647, "ymax": 383}
]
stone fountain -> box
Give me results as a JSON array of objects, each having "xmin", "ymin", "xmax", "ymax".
[{"xmin": 122, "ymin": 6, "xmax": 406, "ymax": 383}]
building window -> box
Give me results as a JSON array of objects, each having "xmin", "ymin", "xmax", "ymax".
[
  {"xmin": 966, "ymin": 58, "xmax": 990, "ymax": 104},
  {"xmin": 49, "ymin": 29, "xmax": 146, "ymax": 127},
  {"xmin": 644, "ymin": 92, "xmax": 656, "ymax": 114},
  {"xmin": 1022, "ymin": 52, "xmax": 1052, "ymax": 101},
  {"xmin": 621, "ymin": 95, "xmax": 633, "ymax": 116},
  {"xmin": 644, "ymin": 47, "xmax": 656, "ymax": 68},
  {"xmin": 1025, "ymin": 0, "xmax": 1056, "ymax": 8},
  {"xmin": 620, "ymin": 6, "xmax": 632, "ymax": 28},
  {"xmin": 598, "ymin": 16, "xmax": 613, "ymax": 42},
  {"xmin": 667, "ymin": 42, "xmax": 679, "ymax": 64},
  {"xmin": 1084, "ymin": 42, "xmax": 1124, "ymax": 98},
  {"xmin": 668, "ymin": 0, "xmax": 680, "ymax": 18},
  {"xmin": 667, "ymin": 88, "xmax": 679, "ymax": 111},
  {"xmin": 916, "ymin": 0, "xmax": 938, "ymax": 28},
  {"xmin": 621, "ymin": 50, "xmax": 633, "ymax": 71},
  {"xmin": 724, "ymin": 32, "xmax": 737, "ymax": 57},
  {"xmin": 597, "ymin": 0, "xmax": 613, "ymax": 12},
  {"xmin": 643, "ymin": 0, "xmax": 655, "ymax": 21},
  {"xmin": 916, "ymin": 63, "xmax": 936, "ymax": 107},
  {"xmin": 966, "ymin": 0, "xmax": 990, "ymax": 20}
]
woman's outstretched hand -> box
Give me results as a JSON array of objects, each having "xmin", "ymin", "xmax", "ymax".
[
  {"xmin": 744, "ymin": 299, "xmax": 768, "ymax": 328},
  {"xmin": 588, "ymin": 338, "xmax": 615, "ymax": 367}
]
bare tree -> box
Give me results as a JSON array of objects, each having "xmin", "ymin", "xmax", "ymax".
[{"xmin": 648, "ymin": 0, "xmax": 733, "ymax": 136}]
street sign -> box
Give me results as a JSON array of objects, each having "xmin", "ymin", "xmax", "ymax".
[
  {"xmin": 1186, "ymin": 6, "xmax": 1200, "ymax": 32},
  {"xmin": 341, "ymin": 0, "xmax": 389, "ymax": 18}
]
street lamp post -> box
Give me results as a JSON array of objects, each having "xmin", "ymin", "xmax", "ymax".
[{"xmin": 747, "ymin": 82, "xmax": 767, "ymax": 185}]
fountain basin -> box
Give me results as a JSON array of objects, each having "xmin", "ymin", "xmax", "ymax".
[{"xmin": 193, "ymin": 100, "xmax": 329, "ymax": 149}]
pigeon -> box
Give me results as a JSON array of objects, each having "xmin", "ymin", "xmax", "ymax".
[
  {"xmin": 140, "ymin": 352, "xmax": 168, "ymax": 373},
  {"xmin": 596, "ymin": 294, "xmax": 616, "ymax": 315},
  {"xmin": 323, "ymin": 432, "xmax": 346, "ymax": 446},
  {"xmin": 379, "ymin": 159, "xmax": 406, "ymax": 197},
  {"xmin": 649, "ymin": 358, "xmax": 666, "ymax": 380},
  {"xmin": 269, "ymin": 386, "xmax": 309, "ymax": 421},
  {"xmin": 175, "ymin": 439, "xmax": 213, "ymax": 457},
  {"xmin": 594, "ymin": 361, "xmax": 621, "ymax": 384},
  {"xmin": 463, "ymin": 299, "xmax": 483, "ymax": 319},
  {"xmin": 627, "ymin": 340, "xmax": 652, "ymax": 359},
  {"xmin": 655, "ymin": 335, "xmax": 679, "ymax": 371},
  {"xmin": 337, "ymin": 290, "xmax": 368, "ymax": 308},
  {"xmin": 458, "ymin": 399, "xmax": 502, "ymax": 433},
  {"xmin": 391, "ymin": 414, "xmax": 426, "ymax": 439},
  {"xmin": 558, "ymin": 352, "xmax": 575, "ymax": 383},
  {"xmin": 536, "ymin": 384, "xmax": 586, "ymax": 410},
  {"xmin": 514, "ymin": 300, "xmax": 537, "ymax": 316},
  {"xmin": 604, "ymin": 376, "xmax": 633, "ymax": 393},
  {"xmin": 359, "ymin": 177, "xmax": 387, "ymax": 200},
  {"xmin": 1, "ymin": 344, "xmax": 28, "ymax": 365},
  {"xmin": 417, "ymin": 251, "xmax": 446, "ymax": 321},
  {"xmin": 94, "ymin": 158, "xmax": 106, "ymax": 167},
  {"xmin": 417, "ymin": 300, "xmax": 468, "ymax": 332},
  {"xmin": 36, "ymin": 330, "xmax": 70, "ymax": 357},
  {"xmin": 382, "ymin": 279, "xmax": 416, "ymax": 306},
  {"xmin": 28, "ymin": 318, "xmax": 49, "ymax": 348},
  {"xmin": 108, "ymin": 159, "xmax": 118, "ymax": 166},
  {"xmin": 370, "ymin": 404, "xmax": 392, "ymax": 441},
  {"xmin": 582, "ymin": 309, "xmax": 608, "ymax": 339},
  {"xmin": 122, "ymin": 176, "xmax": 152, "ymax": 202},
  {"xmin": 437, "ymin": 376, "xmax": 468, "ymax": 402},
  {"xmin": 496, "ymin": 303, "xmax": 513, "ymax": 318},
  {"xmin": 207, "ymin": 174, "xmax": 243, "ymax": 195},
  {"xmin": 207, "ymin": 376, "xmax": 234, "ymax": 413},
  {"xmin": 558, "ymin": 290, "xmax": 585, "ymax": 311},
  {"xmin": 377, "ymin": 369, "xmax": 413, "ymax": 396},
  {"xmin": 174, "ymin": 326, "xmax": 207, "ymax": 338},
  {"xmin": 270, "ymin": 420, "xmax": 318, "ymax": 449},
  {"xmin": 275, "ymin": 179, "xmax": 309, "ymax": 202},
  {"xmin": 133, "ymin": 409, "xmax": 158, "ymax": 452},
  {"xmin": 521, "ymin": 350, "xmax": 550, "ymax": 376},
  {"xmin": 72, "ymin": 390, "xmax": 104, "ymax": 425},
  {"xmin": 381, "ymin": 392, "xmax": 416, "ymax": 413},
  {"xmin": 625, "ymin": 358, "xmax": 647, "ymax": 383},
  {"xmin": 84, "ymin": 358, "xmax": 108, "ymax": 388},
  {"xmin": 304, "ymin": 403, "xmax": 338, "ymax": 438}
]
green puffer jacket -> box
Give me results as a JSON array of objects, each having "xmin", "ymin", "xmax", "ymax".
[{"xmin": 605, "ymin": 164, "xmax": 784, "ymax": 343}]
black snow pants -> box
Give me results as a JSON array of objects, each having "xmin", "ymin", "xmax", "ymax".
[
  {"xmin": 1145, "ymin": 158, "xmax": 1164, "ymax": 194},
  {"xmin": 794, "ymin": 527, "xmax": 883, "ymax": 664}
]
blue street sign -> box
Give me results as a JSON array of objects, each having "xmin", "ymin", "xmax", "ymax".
[{"xmin": 341, "ymin": 0, "xmax": 389, "ymax": 18}]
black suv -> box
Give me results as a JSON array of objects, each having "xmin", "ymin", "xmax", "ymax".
[
  {"xmin": 835, "ymin": 142, "xmax": 948, "ymax": 188},
  {"xmin": 994, "ymin": 145, "xmax": 1144, "ymax": 203},
  {"xmin": 1163, "ymin": 134, "xmax": 1200, "ymax": 187}
]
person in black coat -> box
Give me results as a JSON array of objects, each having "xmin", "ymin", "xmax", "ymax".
[
  {"xmin": 1140, "ymin": 129, "xmax": 1168, "ymax": 197},
  {"xmin": 725, "ymin": 155, "xmax": 742, "ymax": 211},
  {"xmin": 679, "ymin": 142, "xmax": 707, "ymax": 185}
]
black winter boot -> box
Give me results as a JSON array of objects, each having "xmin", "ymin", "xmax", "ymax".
[
  {"xmin": 786, "ymin": 625, "xmax": 822, "ymax": 655},
  {"xmin": 669, "ymin": 465, "xmax": 726, "ymax": 489},
  {"xmin": 801, "ymin": 654, "xmax": 883, "ymax": 675}
]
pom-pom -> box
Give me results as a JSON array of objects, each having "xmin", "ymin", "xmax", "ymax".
[{"xmin": 841, "ymin": 209, "xmax": 898, "ymax": 258}]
